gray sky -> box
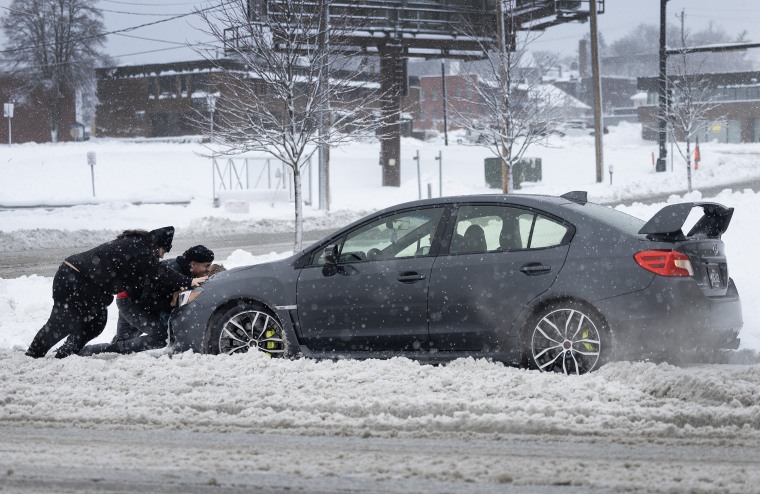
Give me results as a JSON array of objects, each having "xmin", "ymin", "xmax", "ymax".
[{"xmin": 0, "ymin": 0, "xmax": 757, "ymax": 67}]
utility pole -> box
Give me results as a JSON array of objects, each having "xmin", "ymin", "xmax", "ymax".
[
  {"xmin": 589, "ymin": 0, "xmax": 604, "ymax": 183},
  {"xmin": 317, "ymin": 0, "xmax": 331, "ymax": 210},
  {"xmin": 441, "ymin": 60, "xmax": 448, "ymax": 146},
  {"xmin": 495, "ymin": 0, "xmax": 510, "ymax": 194},
  {"xmin": 656, "ymin": 0, "xmax": 670, "ymax": 172}
]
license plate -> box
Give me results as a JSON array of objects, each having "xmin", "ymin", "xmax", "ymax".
[{"xmin": 708, "ymin": 266, "xmax": 722, "ymax": 288}]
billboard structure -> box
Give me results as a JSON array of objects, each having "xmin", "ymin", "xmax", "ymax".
[{"xmin": 228, "ymin": 0, "xmax": 604, "ymax": 187}]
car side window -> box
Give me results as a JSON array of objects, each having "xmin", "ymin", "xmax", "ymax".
[
  {"xmin": 449, "ymin": 205, "xmax": 533, "ymax": 254},
  {"xmin": 310, "ymin": 207, "xmax": 444, "ymax": 265},
  {"xmin": 449, "ymin": 205, "xmax": 570, "ymax": 254},
  {"xmin": 529, "ymin": 215, "xmax": 570, "ymax": 249}
]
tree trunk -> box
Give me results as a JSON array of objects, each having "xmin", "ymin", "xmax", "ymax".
[
  {"xmin": 502, "ymin": 144, "xmax": 514, "ymax": 194},
  {"xmin": 293, "ymin": 163, "xmax": 303, "ymax": 253},
  {"xmin": 686, "ymin": 138, "xmax": 692, "ymax": 193},
  {"xmin": 501, "ymin": 154, "xmax": 508, "ymax": 195}
]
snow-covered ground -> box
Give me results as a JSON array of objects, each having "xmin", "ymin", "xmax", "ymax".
[{"xmin": 2, "ymin": 124, "xmax": 760, "ymax": 492}]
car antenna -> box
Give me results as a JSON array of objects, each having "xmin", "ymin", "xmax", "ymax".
[{"xmin": 560, "ymin": 191, "xmax": 588, "ymax": 205}]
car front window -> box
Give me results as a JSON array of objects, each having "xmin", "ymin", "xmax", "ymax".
[{"xmin": 310, "ymin": 207, "xmax": 445, "ymax": 265}]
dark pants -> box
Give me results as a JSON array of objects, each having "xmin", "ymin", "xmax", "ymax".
[
  {"xmin": 79, "ymin": 298, "xmax": 168, "ymax": 356},
  {"xmin": 26, "ymin": 264, "xmax": 111, "ymax": 359}
]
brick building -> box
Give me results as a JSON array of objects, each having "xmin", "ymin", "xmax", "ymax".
[
  {"xmin": 0, "ymin": 74, "xmax": 77, "ymax": 144},
  {"xmin": 637, "ymin": 71, "xmax": 760, "ymax": 143},
  {"xmin": 95, "ymin": 59, "xmax": 238, "ymax": 138},
  {"xmin": 95, "ymin": 59, "xmax": 380, "ymax": 139}
]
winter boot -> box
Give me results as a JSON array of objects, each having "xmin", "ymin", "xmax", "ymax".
[{"xmin": 78, "ymin": 342, "xmax": 116, "ymax": 356}]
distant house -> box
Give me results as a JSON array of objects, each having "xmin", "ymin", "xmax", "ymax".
[
  {"xmin": 637, "ymin": 71, "xmax": 760, "ymax": 143},
  {"xmin": 529, "ymin": 83, "xmax": 590, "ymax": 121},
  {"xmin": 552, "ymin": 75, "xmax": 638, "ymax": 124},
  {"xmin": 413, "ymin": 72, "xmax": 588, "ymax": 134},
  {"xmin": 415, "ymin": 73, "xmax": 484, "ymax": 132},
  {"xmin": 549, "ymin": 39, "xmax": 638, "ymax": 125},
  {"xmin": 0, "ymin": 73, "xmax": 77, "ymax": 143}
]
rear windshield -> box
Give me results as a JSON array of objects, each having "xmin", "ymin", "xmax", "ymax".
[{"xmin": 567, "ymin": 202, "xmax": 645, "ymax": 235}]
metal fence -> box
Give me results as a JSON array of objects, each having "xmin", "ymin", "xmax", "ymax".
[{"xmin": 212, "ymin": 156, "xmax": 313, "ymax": 206}]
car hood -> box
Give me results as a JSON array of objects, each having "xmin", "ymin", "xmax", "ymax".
[{"xmin": 194, "ymin": 257, "xmax": 298, "ymax": 309}]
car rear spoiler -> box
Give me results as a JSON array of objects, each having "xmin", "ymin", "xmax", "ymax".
[{"xmin": 638, "ymin": 202, "xmax": 734, "ymax": 240}]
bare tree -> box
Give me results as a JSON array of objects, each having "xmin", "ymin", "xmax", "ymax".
[
  {"xmin": 196, "ymin": 0, "xmax": 384, "ymax": 252},
  {"xmin": 667, "ymin": 32, "xmax": 722, "ymax": 193},
  {"xmin": 451, "ymin": 11, "xmax": 562, "ymax": 194},
  {"xmin": 603, "ymin": 21, "xmax": 752, "ymax": 77},
  {"xmin": 1, "ymin": 0, "xmax": 108, "ymax": 141}
]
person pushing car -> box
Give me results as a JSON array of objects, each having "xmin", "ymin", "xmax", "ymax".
[
  {"xmin": 79, "ymin": 244, "xmax": 215, "ymax": 355},
  {"xmin": 25, "ymin": 226, "xmax": 207, "ymax": 358}
]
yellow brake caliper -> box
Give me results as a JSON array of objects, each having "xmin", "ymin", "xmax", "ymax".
[
  {"xmin": 582, "ymin": 329, "xmax": 595, "ymax": 352},
  {"xmin": 264, "ymin": 329, "xmax": 278, "ymax": 354}
]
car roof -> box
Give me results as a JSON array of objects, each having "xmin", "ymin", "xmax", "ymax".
[
  {"xmin": 373, "ymin": 193, "xmax": 646, "ymax": 236},
  {"xmin": 374, "ymin": 193, "xmax": 575, "ymax": 213},
  {"xmin": 300, "ymin": 192, "xmax": 644, "ymax": 261}
]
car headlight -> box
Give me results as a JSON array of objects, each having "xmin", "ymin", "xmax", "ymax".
[{"xmin": 177, "ymin": 287, "xmax": 204, "ymax": 307}]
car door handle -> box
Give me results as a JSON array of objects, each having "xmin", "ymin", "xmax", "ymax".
[
  {"xmin": 519, "ymin": 263, "xmax": 552, "ymax": 276},
  {"xmin": 397, "ymin": 272, "xmax": 426, "ymax": 283}
]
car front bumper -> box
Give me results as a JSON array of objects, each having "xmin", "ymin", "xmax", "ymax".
[{"xmin": 168, "ymin": 300, "xmax": 216, "ymax": 354}]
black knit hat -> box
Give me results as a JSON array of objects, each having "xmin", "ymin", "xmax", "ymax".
[
  {"xmin": 149, "ymin": 226, "xmax": 174, "ymax": 252},
  {"xmin": 183, "ymin": 244, "xmax": 214, "ymax": 263}
]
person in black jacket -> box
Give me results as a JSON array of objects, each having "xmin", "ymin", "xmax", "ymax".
[
  {"xmin": 25, "ymin": 227, "xmax": 206, "ymax": 359},
  {"xmin": 80, "ymin": 245, "xmax": 215, "ymax": 355}
]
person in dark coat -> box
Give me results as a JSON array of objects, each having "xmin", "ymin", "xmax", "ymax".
[
  {"xmin": 79, "ymin": 245, "xmax": 215, "ymax": 355},
  {"xmin": 25, "ymin": 226, "xmax": 205, "ymax": 359}
]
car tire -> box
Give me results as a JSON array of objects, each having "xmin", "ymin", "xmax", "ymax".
[
  {"xmin": 523, "ymin": 300, "xmax": 610, "ymax": 375},
  {"xmin": 206, "ymin": 302, "xmax": 286, "ymax": 357}
]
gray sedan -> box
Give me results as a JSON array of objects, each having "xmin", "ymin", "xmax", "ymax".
[{"xmin": 169, "ymin": 191, "xmax": 742, "ymax": 374}]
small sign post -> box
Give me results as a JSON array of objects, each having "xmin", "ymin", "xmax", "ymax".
[
  {"xmin": 87, "ymin": 151, "xmax": 96, "ymax": 197},
  {"xmin": 3, "ymin": 103, "xmax": 14, "ymax": 146}
]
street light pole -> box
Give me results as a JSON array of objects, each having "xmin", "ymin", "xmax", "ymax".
[
  {"xmin": 656, "ymin": 0, "xmax": 670, "ymax": 172},
  {"xmin": 440, "ymin": 60, "xmax": 448, "ymax": 146},
  {"xmin": 206, "ymin": 93, "xmax": 217, "ymax": 140},
  {"xmin": 4, "ymin": 102, "xmax": 13, "ymax": 146}
]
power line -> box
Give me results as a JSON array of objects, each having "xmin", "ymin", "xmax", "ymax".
[
  {"xmin": 101, "ymin": 0, "xmax": 211, "ymax": 6},
  {"xmin": 113, "ymin": 44, "xmax": 202, "ymax": 58},
  {"xmin": 113, "ymin": 33, "xmax": 193, "ymax": 45},
  {"xmin": 99, "ymin": 8, "xmax": 187, "ymax": 16},
  {"xmin": 1, "ymin": 39, "xmax": 221, "ymax": 71},
  {"xmin": 686, "ymin": 7, "xmax": 760, "ymax": 13},
  {"xmin": 0, "ymin": 1, "xmax": 234, "ymax": 55}
]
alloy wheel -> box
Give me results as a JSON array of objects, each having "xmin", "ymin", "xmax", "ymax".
[
  {"xmin": 531, "ymin": 308, "xmax": 601, "ymax": 375},
  {"xmin": 218, "ymin": 309, "xmax": 285, "ymax": 356}
]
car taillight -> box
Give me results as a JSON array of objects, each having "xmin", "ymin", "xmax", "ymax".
[{"xmin": 634, "ymin": 250, "xmax": 694, "ymax": 277}]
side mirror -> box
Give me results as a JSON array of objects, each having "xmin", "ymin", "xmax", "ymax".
[{"xmin": 323, "ymin": 244, "xmax": 339, "ymax": 266}]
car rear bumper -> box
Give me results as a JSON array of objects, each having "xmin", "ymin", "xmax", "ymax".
[{"xmin": 594, "ymin": 277, "xmax": 743, "ymax": 358}]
